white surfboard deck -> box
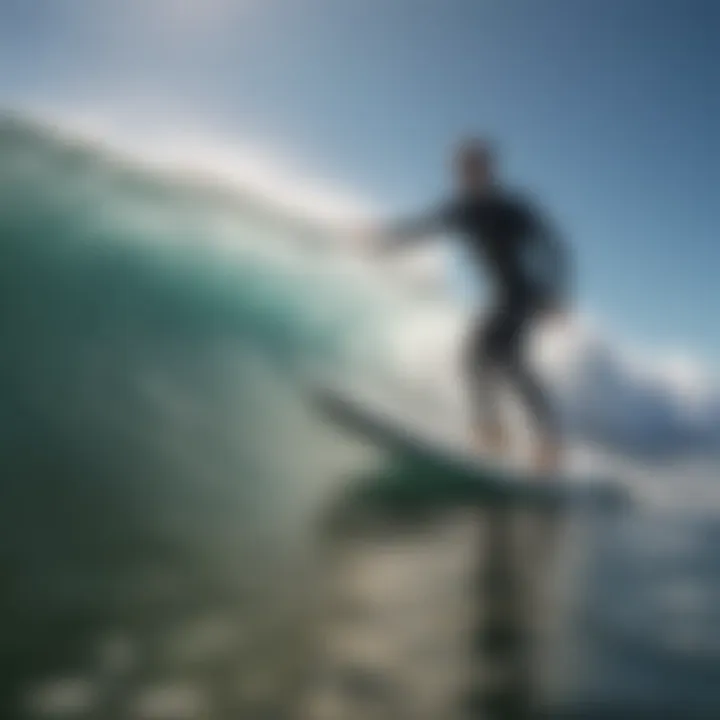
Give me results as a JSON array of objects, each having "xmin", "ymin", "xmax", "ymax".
[{"xmin": 312, "ymin": 381, "xmax": 630, "ymax": 506}]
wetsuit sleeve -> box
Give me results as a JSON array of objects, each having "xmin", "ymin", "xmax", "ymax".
[
  {"xmin": 520, "ymin": 198, "xmax": 571, "ymax": 308},
  {"xmin": 381, "ymin": 201, "xmax": 458, "ymax": 250}
]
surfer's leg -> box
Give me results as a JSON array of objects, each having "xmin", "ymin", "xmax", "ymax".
[
  {"xmin": 502, "ymin": 307, "xmax": 562, "ymax": 473},
  {"xmin": 464, "ymin": 313, "xmax": 508, "ymax": 455}
]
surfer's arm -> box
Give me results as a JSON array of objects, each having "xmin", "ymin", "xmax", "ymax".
[
  {"xmin": 375, "ymin": 202, "xmax": 457, "ymax": 253},
  {"xmin": 522, "ymin": 198, "xmax": 572, "ymax": 309}
]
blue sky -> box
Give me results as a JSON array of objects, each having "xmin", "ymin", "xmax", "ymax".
[{"xmin": 1, "ymin": 0, "xmax": 718, "ymax": 357}]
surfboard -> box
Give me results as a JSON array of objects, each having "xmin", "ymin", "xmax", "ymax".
[{"xmin": 312, "ymin": 382, "xmax": 630, "ymax": 508}]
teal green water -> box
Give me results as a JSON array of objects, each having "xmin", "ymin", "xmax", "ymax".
[{"xmin": 0, "ymin": 115, "xmax": 387, "ymax": 717}]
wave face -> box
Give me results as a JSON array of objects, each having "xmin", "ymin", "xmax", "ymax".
[
  {"xmin": 0, "ymin": 114, "xmax": 360, "ymax": 506},
  {"xmin": 0, "ymin": 115, "xmax": 409, "ymax": 715}
]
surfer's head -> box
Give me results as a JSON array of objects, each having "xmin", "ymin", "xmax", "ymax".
[{"xmin": 453, "ymin": 138, "xmax": 496, "ymax": 192}]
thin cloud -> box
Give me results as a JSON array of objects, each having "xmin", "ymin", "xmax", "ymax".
[
  {"xmin": 55, "ymin": 0, "xmax": 252, "ymax": 43},
  {"xmin": 124, "ymin": 0, "xmax": 253, "ymax": 41}
]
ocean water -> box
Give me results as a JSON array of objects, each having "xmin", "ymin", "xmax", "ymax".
[{"xmin": 1, "ymin": 115, "xmax": 719, "ymax": 720}]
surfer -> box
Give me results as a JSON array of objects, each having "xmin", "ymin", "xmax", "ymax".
[{"xmin": 366, "ymin": 139, "xmax": 569, "ymax": 473}]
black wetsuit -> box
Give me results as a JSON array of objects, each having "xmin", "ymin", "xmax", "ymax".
[{"xmin": 390, "ymin": 187, "xmax": 569, "ymax": 438}]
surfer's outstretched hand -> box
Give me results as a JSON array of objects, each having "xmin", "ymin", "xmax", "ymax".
[{"xmin": 343, "ymin": 224, "xmax": 392, "ymax": 258}]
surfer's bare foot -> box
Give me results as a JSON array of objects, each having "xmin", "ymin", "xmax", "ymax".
[{"xmin": 534, "ymin": 439, "xmax": 561, "ymax": 475}]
